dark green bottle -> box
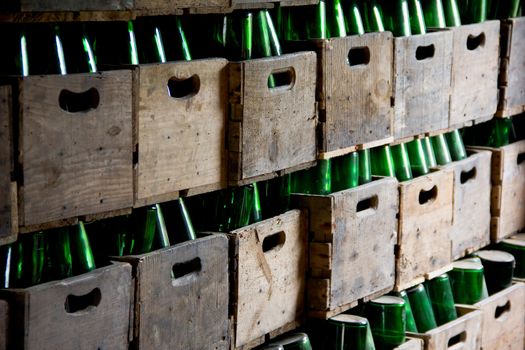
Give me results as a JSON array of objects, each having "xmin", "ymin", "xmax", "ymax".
[
  {"xmin": 0, "ymin": 245, "xmax": 11, "ymax": 288},
  {"xmin": 381, "ymin": 0, "xmax": 412, "ymax": 37},
  {"xmin": 406, "ymin": 284, "xmax": 438, "ymax": 332},
  {"xmin": 267, "ymin": 333, "xmax": 313, "ymax": 350},
  {"xmin": 332, "ymin": 153, "xmax": 360, "ymax": 192},
  {"xmin": 328, "ymin": 314, "xmax": 376, "ymax": 350},
  {"xmin": 251, "ymin": 182, "xmax": 264, "ymax": 223},
  {"xmin": 307, "ymin": 0, "xmax": 328, "ymax": 39},
  {"xmin": 391, "ymin": 143, "xmax": 413, "ymax": 182},
  {"xmin": 472, "ymin": 250, "xmax": 515, "ymax": 295},
  {"xmin": 459, "ymin": 0, "xmax": 488, "ymax": 23},
  {"xmin": 359, "ymin": 149, "xmax": 373, "ymax": 185},
  {"xmin": 409, "ymin": 0, "xmax": 427, "ymax": 34},
  {"xmin": 371, "ymin": 146, "xmax": 395, "ymax": 177},
  {"xmin": 443, "ymin": 0, "xmax": 462, "ymax": 26},
  {"xmin": 361, "ymin": 0, "xmax": 386, "ymax": 32},
  {"xmin": 392, "ymin": 290, "xmax": 418, "ymax": 332},
  {"xmin": 422, "ymin": 137, "xmax": 438, "ymax": 169},
  {"xmin": 345, "ymin": 0, "xmax": 366, "ymax": 35},
  {"xmin": 92, "ymin": 21, "xmax": 139, "ymax": 66},
  {"xmin": 430, "ymin": 134, "xmax": 452, "ymax": 165},
  {"xmin": 498, "ymin": 234, "xmax": 525, "ymax": 279},
  {"xmin": 130, "ymin": 206, "xmax": 158, "ymax": 254},
  {"xmin": 327, "ymin": 0, "xmax": 347, "ymax": 37},
  {"xmin": 155, "ymin": 204, "xmax": 171, "ymax": 249},
  {"xmin": 407, "ymin": 139, "xmax": 430, "ymax": 176},
  {"xmin": 171, "ymin": 198, "xmax": 198, "ymax": 241},
  {"xmin": 446, "ymin": 130, "xmax": 467, "ymax": 161},
  {"xmin": 294, "ymin": 160, "xmax": 332, "ymax": 195},
  {"xmin": 490, "ymin": 0, "xmax": 521, "ymax": 19},
  {"xmin": 16, "ymin": 232, "xmax": 45, "ymax": 287},
  {"xmin": 47, "ymin": 227, "xmax": 73, "ymax": 280},
  {"xmin": 260, "ymin": 175, "xmax": 292, "ymax": 219},
  {"xmin": 365, "ymin": 295, "xmax": 406, "ymax": 348},
  {"xmin": 449, "ymin": 259, "xmax": 489, "ymax": 304},
  {"xmin": 70, "ymin": 222, "xmax": 96, "ymax": 275},
  {"xmin": 426, "ymin": 274, "xmax": 458, "ymax": 326},
  {"xmin": 54, "ymin": 25, "xmax": 68, "ymax": 75},
  {"xmin": 423, "ymin": 0, "xmax": 447, "ymax": 28}
]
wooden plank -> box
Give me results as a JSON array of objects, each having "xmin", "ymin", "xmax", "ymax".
[
  {"xmin": 1, "ymin": 0, "xmax": 132, "ymax": 11},
  {"xmin": 393, "ymin": 30, "xmax": 453, "ymax": 140},
  {"xmin": 229, "ymin": 210, "xmax": 308, "ymax": 348},
  {"xmin": 315, "ymin": 33, "xmax": 394, "ymax": 154},
  {"xmin": 394, "ymin": 337, "xmax": 424, "ymax": 350},
  {"xmin": 296, "ymin": 177, "xmax": 399, "ymax": 317},
  {"xmin": 0, "ymin": 85, "xmax": 17, "ymax": 245},
  {"xmin": 396, "ymin": 168, "xmax": 454, "ymax": 291},
  {"xmin": 134, "ymin": 0, "xmax": 228, "ymax": 10},
  {"xmin": 408, "ymin": 306, "xmax": 482, "ymax": 350},
  {"xmin": 229, "ymin": 52, "xmax": 317, "ymax": 183},
  {"xmin": 19, "ymin": 70, "xmax": 134, "ymax": 226},
  {"xmin": 0, "ymin": 262, "xmax": 133, "ymax": 350},
  {"xmin": 114, "ymin": 235, "xmax": 230, "ymax": 350},
  {"xmin": 135, "ymin": 59, "xmax": 228, "ymax": 206},
  {"xmin": 0, "ymin": 300, "xmax": 8, "ymax": 350},
  {"xmin": 440, "ymin": 152, "xmax": 492, "ymax": 259},
  {"xmin": 449, "ymin": 21, "xmax": 499, "ymax": 128}
]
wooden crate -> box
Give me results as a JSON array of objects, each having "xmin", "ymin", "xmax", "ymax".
[
  {"xmin": 307, "ymin": 33, "xmax": 394, "ymax": 159},
  {"xmin": 497, "ymin": 17, "xmax": 525, "ymax": 118},
  {"xmin": 0, "ymin": 85, "xmax": 17, "ymax": 246},
  {"xmin": 449, "ymin": 21, "xmax": 500, "ymax": 129},
  {"xmin": 227, "ymin": 209, "xmax": 308, "ymax": 349},
  {"xmin": 468, "ymin": 283, "xmax": 525, "ymax": 350},
  {"xmin": 229, "ymin": 52, "xmax": 317, "ymax": 186},
  {"xmin": 0, "ymin": 300, "xmax": 7, "ymax": 350},
  {"xmin": 395, "ymin": 168, "xmax": 454, "ymax": 291},
  {"xmin": 441, "ymin": 151, "xmax": 492, "ymax": 260},
  {"xmin": 395, "ymin": 337, "xmax": 424, "ymax": 350},
  {"xmin": 133, "ymin": 59, "xmax": 228, "ymax": 207},
  {"xmin": 294, "ymin": 177, "xmax": 399, "ymax": 319},
  {"xmin": 408, "ymin": 306, "xmax": 483, "ymax": 350},
  {"xmin": 114, "ymin": 235, "xmax": 230, "ymax": 350},
  {"xmin": 0, "ymin": 262, "xmax": 133, "ymax": 350},
  {"xmin": 393, "ymin": 30, "xmax": 453, "ymax": 140},
  {"xmin": 0, "ymin": 0, "xmax": 133, "ymax": 11},
  {"xmin": 17, "ymin": 70, "xmax": 134, "ymax": 229}
]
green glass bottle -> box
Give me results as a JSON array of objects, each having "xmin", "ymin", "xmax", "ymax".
[
  {"xmin": 381, "ymin": 0, "xmax": 412, "ymax": 37},
  {"xmin": 328, "ymin": 314, "xmax": 376, "ymax": 350},
  {"xmin": 345, "ymin": 0, "xmax": 366, "ymax": 35},
  {"xmin": 361, "ymin": 0, "xmax": 385, "ymax": 32},
  {"xmin": 53, "ymin": 25, "xmax": 68, "ymax": 75},
  {"xmin": 391, "ymin": 143, "xmax": 413, "ymax": 182},
  {"xmin": 459, "ymin": 0, "xmax": 488, "ymax": 23},
  {"xmin": 422, "ymin": 137, "xmax": 438, "ymax": 169},
  {"xmin": 92, "ymin": 21, "xmax": 139, "ymax": 66},
  {"xmin": 47, "ymin": 227, "xmax": 73, "ymax": 280},
  {"xmin": 425, "ymin": 274, "xmax": 458, "ymax": 326},
  {"xmin": 392, "ymin": 290, "xmax": 418, "ymax": 332},
  {"xmin": 443, "ymin": 0, "xmax": 462, "ymax": 26},
  {"xmin": 294, "ymin": 160, "xmax": 332, "ymax": 195},
  {"xmin": 70, "ymin": 222, "xmax": 96, "ymax": 275},
  {"xmin": 490, "ymin": 0, "xmax": 521, "ymax": 19},
  {"xmin": 25, "ymin": 232, "xmax": 45, "ymax": 286},
  {"xmin": 446, "ymin": 130, "xmax": 467, "ymax": 161},
  {"xmin": 407, "ymin": 139, "xmax": 430, "ymax": 176},
  {"xmin": 371, "ymin": 146, "xmax": 395, "ymax": 177},
  {"xmin": 226, "ymin": 185, "xmax": 255, "ymax": 231},
  {"xmin": 266, "ymin": 10, "xmax": 282, "ymax": 56},
  {"xmin": 430, "ymin": 134, "xmax": 452, "ymax": 165},
  {"xmin": 327, "ymin": 0, "xmax": 348, "ymax": 37},
  {"xmin": 130, "ymin": 206, "xmax": 158, "ymax": 254},
  {"xmin": 365, "ymin": 295, "xmax": 406, "ymax": 348},
  {"xmin": 175, "ymin": 198, "xmax": 197, "ymax": 241},
  {"xmin": 406, "ymin": 284, "xmax": 438, "ymax": 332},
  {"xmin": 332, "ymin": 153, "xmax": 360, "ymax": 192},
  {"xmin": 449, "ymin": 259, "xmax": 489, "ymax": 304},
  {"xmin": 260, "ymin": 174, "xmax": 292, "ymax": 219},
  {"xmin": 0, "ymin": 245, "xmax": 11, "ymax": 288},
  {"xmin": 408, "ymin": 0, "xmax": 427, "ymax": 34},
  {"xmin": 155, "ymin": 204, "xmax": 171, "ymax": 249},
  {"xmin": 359, "ymin": 149, "xmax": 373, "ymax": 185},
  {"xmin": 173, "ymin": 17, "xmax": 192, "ymax": 61},
  {"xmin": 307, "ymin": 0, "xmax": 328, "ymax": 39},
  {"xmin": 80, "ymin": 25, "xmax": 97, "ymax": 73},
  {"xmin": 267, "ymin": 333, "xmax": 313, "ymax": 350},
  {"xmin": 252, "ymin": 182, "xmax": 264, "ymax": 223},
  {"xmin": 486, "ymin": 118, "xmax": 514, "ymax": 148},
  {"xmin": 498, "ymin": 234, "xmax": 525, "ymax": 279},
  {"xmin": 423, "ymin": 0, "xmax": 447, "ymax": 28},
  {"xmin": 472, "ymin": 250, "xmax": 515, "ymax": 295}
]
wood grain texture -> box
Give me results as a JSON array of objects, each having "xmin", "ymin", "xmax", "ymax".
[
  {"xmin": 471, "ymin": 283, "xmax": 525, "ymax": 350},
  {"xmin": 295, "ymin": 178, "xmax": 398, "ymax": 317},
  {"xmin": 0, "ymin": 0, "xmax": 132, "ymax": 11},
  {"xmin": 393, "ymin": 31, "xmax": 453, "ymax": 140},
  {"xmin": 0, "ymin": 85, "xmax": 17, "ymax": 245},
  {"xmin": 0, "ymin": 262, "xmax": 133, "ymax": 350},
  {"xmin": 408, "ymin": 307, "xmax": 483, "ymax": 350},
  {"xmin": 497, "ymin": 17, "xmax": 525, "ymax": 118},
  {"xmin": 450, "ymin": 21, "xmax": 499, "ymax": 128},
  {"xmin": 135, "ymin": 59, "xmax": 228, "ymax": 205},
  {"xmin": 115, "ymin": 235, "xmax": 229, "ymax": 350},
  {"xmin": 396, "ymin": 169, "xmax": 454, "ymax": 291},
  {"xmin": 19, "ymin": 70, "xmax": 133, "ymax": 226},
  {"xmin": 134, "ymin": 0, "xmax": 228, "ymax": 10},
  {"xmin": 0, "ymin": 300, "xmax": 8, "ymax": 350},
  {"xmin": 441, "ymin": 152, "xmax": 492, "ymax": 260},
  {"xmin": 229, "ymin": 210, "xmax": 307, "ymax": 348},
  {"xmin": 315, "ymin": 33, "xmax": 394, "ymax": 154},
  {"xmin": 229, "ymin": 52, "xmax": 317, "ymax": 183},
  {"xmin": 394, "ymin": 337, "xmax": 424, "ymax": 350}
]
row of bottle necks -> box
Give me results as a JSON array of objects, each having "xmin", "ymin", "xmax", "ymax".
[
  {"xmin": 0, "ymin": 115, "xmax": 521, "ymax": 290},
  {"xmin": 0, "ymin": 0, "xmax": 522, "ymax": 77}
]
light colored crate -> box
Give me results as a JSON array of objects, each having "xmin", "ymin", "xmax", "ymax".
[
  {"xmin": 395, "ymin": 337, "xmax": 424, "ymax": 350},
  {"xmin": 0, "ymin": 262, "xmax": 133, "ymax": 350},
  {"xmin": 294, "ymin": 177, "xmax": 399, "ymax": 319},
  {"xmin": 449, "ymin": 21, "xmax": 500, "ymax": 129},
  {"xmin": 18, "ymin": 70, "xmax": 134, "ymax": 228},
  {"xmin": 134, "ymin": 0, "xmax": 229, "ymax": 10},
  {"xmin": 0, "ymin": 0, "xmax": 132, "ymax": 11},
  {"xmin": 395, "ymin": 168, "xmax": 454, "ymax": 291},
  {"xmin": 133, "ymin": 59, "xmax": 229, "ymax": 207},
  {"xmin": 393, "ymin": 31, "xmax": 453, "ymax": 140},
  {"xmin": 228, "ymin": 210, "xmax": 308, "ymax": 349},
  {"xmin": 0, "ymin": 85, "xmax": 17, "ymax": 245},
  {"xmin": 229, "ymin": 52, "xmax": 317, "ymax": 186},
  {"xmin": 497, "ymin": 17, "xmax": 525, "ymax": 118},
  {"xmin": 408, "ymin": 306, "xmax": 483, "ymax": 350},
  {"xmin": 114, "ymin": 235, "xmax": 230, "ymax": 350}
]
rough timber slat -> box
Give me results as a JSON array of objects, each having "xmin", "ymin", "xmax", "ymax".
[
  {"xmin": 449, "ymin": 21, "xmax": 500, "ymax": 129},
  {"xmin": 134, "ymin": 59, "xmax": 228, "ymax": 207},
  {"xmin": 0, "ymin": 9, "xmax": 185, "ymax": 22},
  {"xmin": 0, "ymin": 300, "xmax": 7, "ymax": 350},
  {"xmin": 18, "ymin": 70, "xmax": 134, "ymax": 227},
  {"xmin": 0, "ymin": 85, "xmax": 17, "ymax": 245},
  {"xmin": 394, "ymin": 337, "xmax": 424, "ymax": 350}
]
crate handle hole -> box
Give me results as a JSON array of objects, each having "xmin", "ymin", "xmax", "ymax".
[
  {"xmin": 347, "ymin": 46, "xmax": 370, "ymax": 67},
  {"xmin": 415, "ymin": 44, "xmax": 435, "ymax": 61},
  {"xmin": 517, "ymin": 153, "xmax": 525, "ymax": 165},
  {"xmin": 59, "ymin": 88, "xmax": 99, "ymax": 113},
  {"xmin": 467, "ymin": 33, "xmax": 485, "ymax": 50},
  {"xmin": 460, "ymin": 167, "xmax": 477, "ymax": 184},
  {"xmin": 262, "ymin": 231, "xmax": 286, "ymax": 253},
  {"xmin": 64, "ymin": 288, "xmax": 101, "ymax": 314},
  {"xmin": 167, "ymin": 74, "xmax": 200, "ymax": 99},
  {"xmin": 268, "ymin": 67, "xmax": 295, "ymax": 90},
  {"xmin": 447, "ymin": 331, "xmax": 466, "ymax": 348},
  {"xmin": 356, "ymin": 195, "xmax": 378, "ymax": 214},
  {"xmin": 172, "ymin": 257, "xmax": 201, "ymax": 280},
  {"xmin": 495, "ymin": 300, "xmax": 511, "ymax": 320},
  {"xmin": 419, "ymin": 185, "xmax": 438, "ymax": 205}
]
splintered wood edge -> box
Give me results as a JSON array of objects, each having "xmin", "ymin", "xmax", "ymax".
[
  {"xmin": 0, "ymin": 9, "xmax": 184, "ymax": 22},
  {"xmin": 234, "ymin": 320, "xmax": 301, "ymax": 350},
  {"xmin": 318, "ymin": 137, "xmax": 394, "ymax": 160},
  {"xmin": 228, "ymin": 161, "xmax": 316, "ymax": 187},
  {"xmin": 394, "ymin": 264, "xmax": 453, "ymax": 292},
  {"xmin": 307, "ymin": 300, "xmax": 359, "ymax": 320}
]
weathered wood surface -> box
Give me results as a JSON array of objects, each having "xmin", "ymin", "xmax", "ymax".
[
  {"xmin": 497, "ymin": 17, "xmax": 525, "ymax": 118},
  {"xmin": 19, "ymin": 70, "xmax": 133, "ymax": 227},
  {"xmin": 0, "ymin": 85, "xmax": 17, "ymax": 245},
  {"xmin": 450, "ymin": 21, "xmax": 499, "ymax": 128},
  {"xmin": 440, "ymin": 152, "xmax": 492, "ymax": 259},
  {"xmin": 394, "ymin": 337, "xmax": 424, "ymax": 350},
  {"xmin": 115, "ymin": 235, "xmax": 229, "ymax": 350},
  {"xmin": 135, "ymin": 59, "xmax": 228, "ymax": 206},
  {"xmin": 396, "ymin": 169, "xmax": 454, "ymax": 291},
  {"xmin": 229, "ymin": 210, "xmax": 308, "ymax": 349},
  {"xmin": 408, "ymin": 306, "xmax": 482, "ymax": 350},
  {"xmin": 393, "ymin": 31, "xmax": 453, "ymax": 140},
  {"xmin": 0, "ymin": 0, "xmax": 132, "ymax": 11},
  {"xmin": 0, "ymin": 262, "xmax": 133, "ymax": 350},
  {"xmin": 229, "ymin": 52, "xmax": 317, "ymax": 184},
  {"xmin": 0, "ymin": 300, "xmax": 8, "ymax": 350},
  {"xmin": 313, "ymin": 33, "xmax": 394, "ymax": 156},
  {"xmin": 295, "ymin": 178, "xmax": 398, "ymax": 318}
]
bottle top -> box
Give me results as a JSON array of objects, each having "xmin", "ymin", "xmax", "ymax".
[
  {"xmin": 328, "ymin": 314, "xmax": 369, "ymax": 327},
  {"xmin": 406, "ymin": 283, "xmax": 426, "ymax": 294},
  {"xmin": 268, "ymin": 333, "xmax": 310, "ymax": 346},
  {"xmin": 370, "ymin": 295, "xmax": 405, "ymax": 306},
  {"xmin": 502, "ymin": 234, "xmax": 525, "ymax": 248},
  {"xmin": 452, "ymin": 259, "xmax": 484, "ymax": 272},
  {"xmin": 473, "ymin": 250, "xmax": 516, "ymax": 264},
  {"xmin": 428, "ymin": 273, "xmax": 450, "ymax": 283}
]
